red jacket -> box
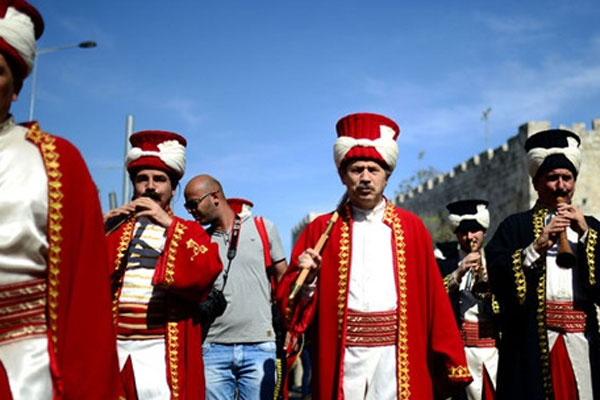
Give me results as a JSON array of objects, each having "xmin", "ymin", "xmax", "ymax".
[
  {"xmin": 107, "ymin": 215, "xmax": 223, "ymax": 400},
  {"xmin": 277, "ymin": 202, "xmax": 471, "ymax": 399},
  {"xmin": 23, "ymin": 122, "xmax": 125, "ymax": 400}
]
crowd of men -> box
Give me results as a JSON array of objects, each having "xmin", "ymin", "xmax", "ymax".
[{"xmin": 0, "ymin": 1, "xmax": 599, "ymax": 399}]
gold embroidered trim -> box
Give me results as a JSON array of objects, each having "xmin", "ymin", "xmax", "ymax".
[
  {"xmin": 336, "ymin": 219, "xmax": 351, "ymax": 338},
  {"xmin": 491, "ymin": 295, "xmax": 501, "ymax": 315},
  {"xmin": 165, "ymin": 222, "xmax": 187, "ymax": 286},
  {"xmin": 111, "ymin": 220, "xmax": 135, "ymax": 322},
  {"xmin": 545, "ymin": 301, "xmax": 586, "ymax": 332},
  {"xmin": 442, "ymin": 273, "xmax": 453, "ymax": 293},
  {"xmin": 0, "ymin": 278, "xmax": 46, "ymax": 299},
  {"xmin": 587, "ymin": 228, "xmax": 597, "ymax": 286},
  {"xmin": 0, "ymin": 279, "xmax": 47, "ymax": 344},
  {"xmin": 0, "ymin": 324, "xmax": 47, "ymax": 345},
  {"xmin": 383, "ymin": 202, "xmax": 411, "ymax": 400},
  {"xmin": 536, "ymin": 269, "xmax": 552, "ymax": 398},
  {"xmin": 26, "ymin": 124, "xmax": 63, "ymax": 354},
  {"xmin": 448, "ymin": 365, "xmax": 471, "ymax": 380},
  {"xmin": 532, "ymin": 202, "xmax": 548, "ymax": 238},
  {"xmin": 186, "ymin": 238, "xmax": 207, "ymax": 261},
  {"xmin": 512, "ymin": 249, "xmax": 526, "ymax": 305},
  {"xmin": 531, "ymin": 203, "xmax": 552, "ymax": 398},
  {"xmin": 112, "ymin": 220, "xmax": 135, "ymax": 272},
  {"xmin": 167, "ymin": 321, "xmax": 180, "ymax": 399},
  {"xmin": 345, "ymin": 309, "xmax": 398, "ymax": 347}
]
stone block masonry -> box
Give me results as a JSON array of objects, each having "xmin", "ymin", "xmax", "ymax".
[{"xmin": 394, "ymin": 118, "xmax": 600, "ymax": 242}]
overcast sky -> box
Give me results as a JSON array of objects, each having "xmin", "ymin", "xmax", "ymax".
[{"xmin": 13, "ymin": 0, "xmax": 600, "ymax": 254}]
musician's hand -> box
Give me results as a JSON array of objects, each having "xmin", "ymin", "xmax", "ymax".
[
  {"xmin": 455, "ymin": 252, "xmax": 481, "ymax": 282},
  {"xmin": 557, "ymin": 202, "xmax": 588, "ymax": 236},
  {"xmin": 533, "ymin": 215, "xmax": 570, "ymax": 253},
  {"xmin": 298, "ymin": 248, "xmax": 321, "ymax": 284},
  {"xmin": 103, "ymin": 203, "xmax": 136, "ymax": 223},
  {"xmin": 132, "ymin": 197, "xmax": 173, "ymax": 228}
]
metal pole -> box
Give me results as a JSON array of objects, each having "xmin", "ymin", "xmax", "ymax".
[
  {"xmin": 481, "ymin": 107, "xmax": 492, "ymax": 150},
  {"xmin": 108, "ymin": 191, "xmax": 118, "ymax": 209},
  {"xmin": 27, "ymin": 41, "xmax": 97, "ymax": 121},
  {"xmin": 28, "ymin": 54, "xmax": 39, "ymax": 121},
  {"xmin": 122, "ymin": 115, "xmax": 134, "ymax": 205}
]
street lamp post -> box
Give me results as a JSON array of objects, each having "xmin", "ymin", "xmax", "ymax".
[{"xmin": 28, "ymin": 40, "xmax": 97, "ymax": 121}]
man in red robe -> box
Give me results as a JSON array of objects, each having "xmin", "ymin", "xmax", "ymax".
[
  {"xmin": 104, "ymin": 130, "xmax": 223, "ymax": 399},
  {"xmin": 277, "ymin": 112, "xmax": 471, "ymax": 399},
  {"xmin": 0, "ymin": 1, "xmax": 124, "ymax": 398}
]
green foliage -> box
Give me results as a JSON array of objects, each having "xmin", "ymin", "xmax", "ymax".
[
  {"xmin": 395, "ymin": 166, "xmax": 441, "ymax": 195},
  {"xmin": 421, "ymin": 212, "xmax": 455, "ymax": 243}
]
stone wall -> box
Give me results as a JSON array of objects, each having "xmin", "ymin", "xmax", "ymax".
[{"xmin": 394, "ymin": 118, "xmax": 600, "ymax": 241}]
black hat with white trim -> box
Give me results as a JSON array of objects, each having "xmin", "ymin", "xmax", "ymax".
[
  {"xmin": 446, "ymin": 199, "xmax": 489, "ymax": 233},
  {"xmin": 524, "ymin": 129, "xmax": 581, "ymax": 179}
]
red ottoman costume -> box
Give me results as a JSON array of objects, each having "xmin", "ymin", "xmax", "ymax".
[
  {"xmin": 0, "ymin": 123, "xmax": 124, "ymax": 399},
  {"xmin": 0, "ymin": 1, "xmax": 123, "ymax": 398},
  {"xmin": 277, "ymin": 113, "xmax": 471, "ymax": 399},
  {"xmin": 107, "ymin": 216, "xmax": 222, "ymax": 399},
  {"xmin": 107, "ymin": 130, "xmax": 222, "ymax": 400}
]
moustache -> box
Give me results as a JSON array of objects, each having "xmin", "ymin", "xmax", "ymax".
[
  {"xmin": 141, "ymin": 190, "xmax": 161, "ymax": 201},
  {"xmin": 357, "ymin": 183, "xmax": 373, "ymax": 190},
  {"xmin": 554, "ymin": 190, "xmax": 568, "ymax": 198}
]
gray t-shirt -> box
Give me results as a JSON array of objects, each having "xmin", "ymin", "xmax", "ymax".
[{"xmin": 205, "ymin": 215, "xmax": 286, "ymax": 343}]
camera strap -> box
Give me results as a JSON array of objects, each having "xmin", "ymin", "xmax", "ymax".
[{"xmin": 220, "ymin": 213, "xmax": 242, "ymax": 290}]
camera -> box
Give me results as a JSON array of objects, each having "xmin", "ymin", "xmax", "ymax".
[{"xmin": 198, "ymin": 288, "xmax": 227, "ymax": 325}]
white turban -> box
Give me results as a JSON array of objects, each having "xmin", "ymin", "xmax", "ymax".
[
  {"xmin": 448, "ymin": 204, "xmax": 490, "ymax": 231},
  {"xmin": 333, "ymin": 125, "xmax": 399, "ymax": 170},
  {"xmin": 126, "ymin": 139, "xmax": 186, "ymax": 177},
  {"xmin": 0, "ymin": 7, "xmax": 36, "ymax": 74},
  {"xmin": 527, "ymin": 144, "xmax": 581, "ymax": 178}
]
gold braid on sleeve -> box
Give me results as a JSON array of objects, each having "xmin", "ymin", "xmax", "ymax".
[
  {"xmin": 442, "ymin": 273, "xmax": 454, "ymax": 293},
  {"xmin": 587, "ymin": 228, "xmax": 598, "ymax": 286},
  {"xmin": 511, "ymin": 249, "xmax": 527, "ymax": 305}
]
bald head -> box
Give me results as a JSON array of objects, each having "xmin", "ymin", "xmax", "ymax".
[
  {"xmin": 184, "ymin": 174, "xmax": 232, "ymax": 230},
  {"xmin": 185, "ymin": 174, "xmax": 224, "ymax": 198}
]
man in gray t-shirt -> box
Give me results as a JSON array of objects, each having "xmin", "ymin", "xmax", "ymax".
[{"xmin": 184, "ymin": 175, "xmax": 287, "ymax": 400}]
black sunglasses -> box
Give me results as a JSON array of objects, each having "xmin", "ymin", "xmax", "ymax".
[{"xmin": 184, "ymin": 191, "xmax": 217, "ymax": 211}]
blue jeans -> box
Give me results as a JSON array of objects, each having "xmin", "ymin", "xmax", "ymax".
[{"xmin": 203, "ymin": 342, "xmax": 276, "ymax": 400}]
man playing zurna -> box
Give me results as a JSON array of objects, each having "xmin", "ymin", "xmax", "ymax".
[
  {"xmin": 486, "ymin": 129, "xmax": 600, "ymax": 400},
  {"xmin": 438, "ymin": 200, "xmax": 498, "ymax": 400},
  {"xmin": 0, "ymin": 1, "xmax": 124, "ymax": 398},
  {"xmin": 277, "ymin": 112, "xmax": 471, "ymax": 399},
  {"xmin": 104, "ymin": 130, "xmax": 223, "ymax": 399}
]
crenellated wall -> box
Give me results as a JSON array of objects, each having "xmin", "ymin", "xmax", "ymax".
[{"xmin": 394, "ymin": 118, "xmax": 600, "ymax": 241}]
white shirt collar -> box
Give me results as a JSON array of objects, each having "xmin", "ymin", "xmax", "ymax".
[{"xmin": 351, "ymin": 198, "xmax": 387, "ymax": 222}]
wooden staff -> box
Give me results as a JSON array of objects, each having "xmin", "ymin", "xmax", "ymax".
[
  {"xmin": 555, "ymin": 196, "xmax": 576, "ymax": 268},
  {"xmin": 288, "ymin": 192, "xmax": 349, "ymax": 301}
]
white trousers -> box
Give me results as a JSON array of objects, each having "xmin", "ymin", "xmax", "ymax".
[
  {"xmin": 343, "ymin": 345, "xmax": 397, "ymax": 400},
  {"xmin": 0, "ymin": 336, "xmax": 52, "ymax": 400},
  {"xmin": 118, "ymin": 338, "xmax": 170, "ymax": 400}
]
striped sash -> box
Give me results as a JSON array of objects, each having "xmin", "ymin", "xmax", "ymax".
[
  {"xmin": 345, "ymin": 309, "xmax": 397, "ymax": 347},
  {"xmin": 0, "ymin": 278, "xmax": 47, "ymax": 345}
]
